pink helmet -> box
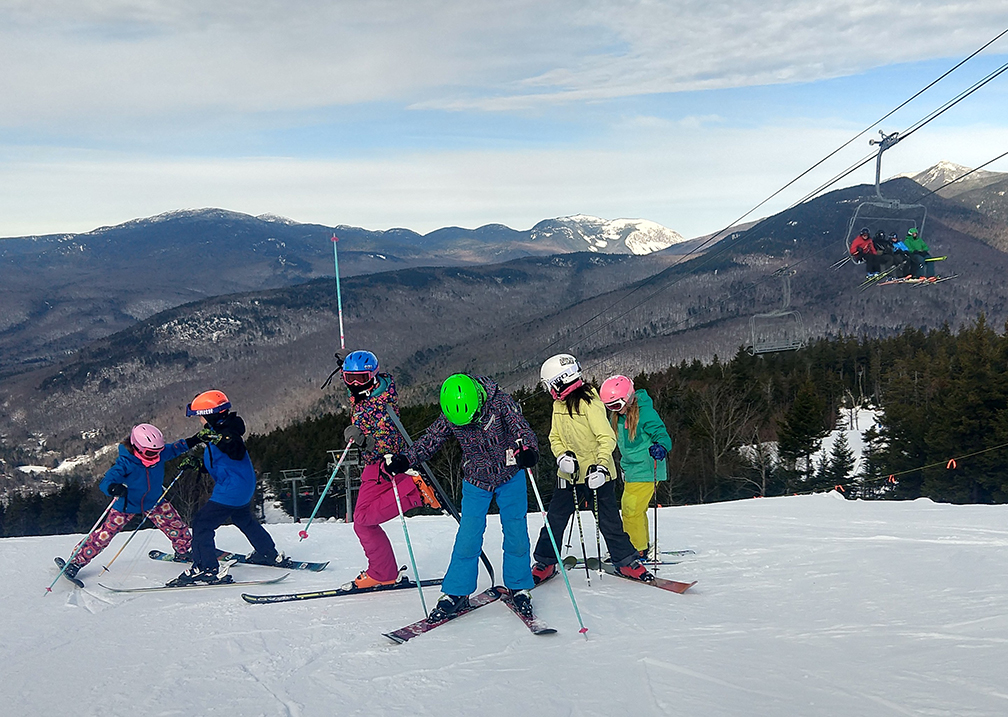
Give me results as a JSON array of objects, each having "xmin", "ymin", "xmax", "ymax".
[
  {"xmin": 130, "ymin": 423, "xmax": 165, "ymax": 467},
  {"xmin": 600, "ymin": 375, "xmax": 634, "ymax": 411}
]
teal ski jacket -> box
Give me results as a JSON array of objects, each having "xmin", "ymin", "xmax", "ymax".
[{"xmin": 613, "ymin": 389, "xmax": 672, "ymax": 483}]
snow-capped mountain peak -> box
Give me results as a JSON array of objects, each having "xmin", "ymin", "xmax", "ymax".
[{"xmin": 530, "ymin": 214, "xmax": 685, "ymax": 255}]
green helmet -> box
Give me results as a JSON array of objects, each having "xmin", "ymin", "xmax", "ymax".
[
  {"xmin": 907, "ymin": 227, "xmax": 919, "ymax": 238},
  {"xmin": 440, "ymin": 374, "xmax": 486, "ymax": 425}
]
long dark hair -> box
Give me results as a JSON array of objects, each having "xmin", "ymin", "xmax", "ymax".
[{"xmin": 563, "ymin": 383, "xmax": 596, "ymax": 417}]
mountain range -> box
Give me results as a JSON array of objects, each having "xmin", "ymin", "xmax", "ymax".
[
  {"xmin": 3, "ymin": 161, "xmax": 1008, "ymax": 490},
  {"xmin": 0, "ymin": 212, "xmax": 686, "ymax": 379}
]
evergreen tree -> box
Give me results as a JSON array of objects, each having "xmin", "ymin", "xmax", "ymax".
[
  {"xmin": 823, "ymin": 431, "xmax": 856, "ymax": 492},
  {"xmin": 778, "ymin": 382, "xmax": 829, "ymax": 489}
]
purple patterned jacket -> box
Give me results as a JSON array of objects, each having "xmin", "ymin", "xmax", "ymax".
[
  {"xmin": 403, "ymin": 376, "xmax": 537, "ymax": 492},
  {"xmin": 349, "ymin": 373, "xmax": 407, "ymax": 466}
]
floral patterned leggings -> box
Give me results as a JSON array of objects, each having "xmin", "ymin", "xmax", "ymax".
[{"xmin": 73, "ymin": 501, "xmax": 192, "ymax": 567}]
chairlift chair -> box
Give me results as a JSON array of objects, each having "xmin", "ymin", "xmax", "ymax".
[
  {"xmin": 747, "ymin": 270, "xmax": 807, "ymax": 355},
  {"xmin": 843, "ymin": 130, "xmax": 928, "ymax": 253}
]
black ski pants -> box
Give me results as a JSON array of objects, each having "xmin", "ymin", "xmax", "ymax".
[
  {"xmin": 533, "ymin": 480, "xmax": 638, "ymax": 568},
  {"xmin": 191, "ymin": 500, "xmax": 277, "ymax": 571}
]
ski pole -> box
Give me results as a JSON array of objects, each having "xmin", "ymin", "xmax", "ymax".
[
  {"xmin": 385, "ymin": 406, "xmax": 496, "ymax": 585},
  {"xmin": 389, "ymin": 463, "xmax": 428, "ymax": 617},
  {"xmin": 46, "ymin": 496, "xmax": 118, "ymax": 594},
  {"xmin": 652, "ymin": 458, "xmax": 659, "ymax": 572},
  {"xmin": 331, "ymin": 234, "xmax": 346, "ymax": 350},
  {"xmin": 573, "ymin": 486, "xmax": 590, "ymax": 585},
  {"xmin": 525, "ymin": 467, "xmax": 588, "ymax": 637},
  {"xmin": 299, "ymin": 440, "xmax": 354, "ymax": 540},
  {"xmin": 99, "ymin": 469, "xmax": 185, "ymax": 576},
  {"xmin": 592, "ymin": 488, "xmax": 603, "ymax": 578}
]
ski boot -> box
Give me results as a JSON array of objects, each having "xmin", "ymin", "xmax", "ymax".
[
  {"xmin": 427, "ymin": 593, "xmax": 469, "ymax": 623},
  {"xmin": 173, "ymin": 550, "xmax": 192, "ymax": 563},
  {"xmin": 531, "ymin": 561, "xmax": 556, "ymax": 585},
  {"xmin": 63, "ymin": 560, "xmax": 82, "ymax": 580},
  {"xmin": 346, "ymin": 567, "xmax": 403, "ymax": 590},
  {"xmin": 617, "ymin": 560, "xmax": 655, "ymax": 583},
  {"xmin": 167, "ymin": 562, "xmax": 234, "ymax": 587},
  {"xmin": 509, "ymin": 589, "xmax": 534, "ymax": 619},
  {"xmin": 409, "ymin": 471, "xmax": 441, "ymax": 510},
  {"xmin": 245, "ymin": 550, "xmax": 286, "ymax": 567}
]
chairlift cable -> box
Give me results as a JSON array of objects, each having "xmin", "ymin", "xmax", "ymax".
[{"xmin": 500, "ymin": 30, "xmax": 1008, "ymax": 395}]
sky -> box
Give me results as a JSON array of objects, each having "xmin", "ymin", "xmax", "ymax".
[{"xmin": 2, "ymin": 1, "xmax": 1008, "ymax": 239}]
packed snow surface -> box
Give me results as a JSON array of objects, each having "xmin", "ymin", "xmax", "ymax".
[{"xmin": 4, "ymin": 494, "xmax": 1008, "ymax": 716}]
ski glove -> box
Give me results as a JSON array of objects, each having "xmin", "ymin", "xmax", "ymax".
[
  {"xmin": 585, "ymin": 464, "xmax": 610, "ymax": 490},
  {"xmin": 107, "ymin": 483, "xmax": 128, "ymax": 497},
  {"xmin": 345, "ymin": 424, "xmax": 377, "ymax": 453},
  {"xmin": 556, "ymin": 451, "xmax": 578, "ymax": 475},
  {"xmin": 186, "ymin": 427, "xmax": 221, "ymax": 448},
  {"xmin": 648, "ymin": 443, "xmax": 668, "ymax": 461},
  {"xmin": 516, "ymin": 444, "xmax": 539, "ymax": 468},
  {"xmin": 380, "ymin": 453, "xmax": 411, "ymax": 480}
]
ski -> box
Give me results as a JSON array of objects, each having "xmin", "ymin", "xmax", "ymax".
[
  {"xmin": 99, "ymin": 573, "xmax": 289, "ymax": 593},
  {"xmin": 383, "ymin": 587, "xmax": 502, "ymax": 644},
  {"xmin": 149, "ymin": 548, "xmax": 328, "ymax": 572},
  {"xmin": 498, "ymin": 587, "xmax": 557, "ymax": 635},
  {"xmin": 53, "ymin": 557, "xmax": 84, "ymax": 589},
  {"xmin": 858, "ymin": 266, "xmax": 897, "ymax": 291},
  {"xmin": 661, "ymin": 549, "xmax": 697, "ymax": 557},
  {"xmin": 242, "ymin": 577, "xmax": 444, "ymax": 604},
  {"xmin": 879, "ymin": 274, "xmax": 957, "ymax": 287},
  {"xmin": 925, "ymin": 256, "xmax": 947, "ymax": 262},
  {"xmin": 586, "ymin": 558, "xmax": 697, "ymax": 594},
  {"xmin": 566, "ymin": 556, "xmax": 686, "ymax": 567}
]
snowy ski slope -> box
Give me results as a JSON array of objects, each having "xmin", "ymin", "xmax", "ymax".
[{"xmin": 3, "ymin": 493, "xmax": 1008, "ymax": 716}]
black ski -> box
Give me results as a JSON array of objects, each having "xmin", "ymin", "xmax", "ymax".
[
  {"xmin": 242, "ymin": 577, "xmax": 444, "ymax": 604},
  {"xmin": 383, "ymin": 587, "xmax": 503, "ymax": 644},
  {"xmin": 100, "ymin": 573, "xmax": 289, "ymax": 593},
  {"xmin": 149, "ymin": 549, "xmax": 328, "ymax": 572},
  {"xmin": 53, "ymin": 557, "xmax": 84, "ymax": 589}
]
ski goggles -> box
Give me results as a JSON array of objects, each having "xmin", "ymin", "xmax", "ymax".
[
  {"xmin": 135, "ymin": 446, "xmax": 163, "ymax": 460},
  {"xmin": 603, "ymin": 397, "xmax": 629, "ymax": 412},
  {"xmin": 343, "ymin": 370, "xmax": 375, "ymax": 386}
]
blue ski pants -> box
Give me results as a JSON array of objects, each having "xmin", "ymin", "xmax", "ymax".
[
  {"xmin": 442, "ymin": 471, "xmax": 534, "ymax": 596},
  {"xmin": 191, "ymin": 500, "xmax": 277, "ymax": 571}
]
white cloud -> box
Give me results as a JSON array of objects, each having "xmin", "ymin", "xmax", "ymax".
[
  {"xmin": 6, "ymin": 120, "xmax": 1005, "ymax": 240},
  {"xmin": 2, "ymin": 0, "xmax": 1007, "ymax": 128}
]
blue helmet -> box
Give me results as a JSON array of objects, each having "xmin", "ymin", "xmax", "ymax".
[{"xmin": 342, "ymin": 350, "xmax": 379, "ymax": 388}]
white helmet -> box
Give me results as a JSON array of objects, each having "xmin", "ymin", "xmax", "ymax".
[{"xmin": 540, "ymin": 354, "xmax": 584, "ymax": 400}]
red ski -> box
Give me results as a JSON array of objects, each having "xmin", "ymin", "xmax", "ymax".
[
  {"xmin": 498, "ymin": 587, "xmax": 556, "ymax": 635},
  {"xmin": 383, "ymin": 587, "xmax": 502, "ymax": 644},
  {"xmin": 590, "ymin": 558, "xmax": 697, "ymax": 593}
]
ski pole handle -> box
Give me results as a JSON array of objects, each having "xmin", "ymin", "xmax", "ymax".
[{"xmin": 299, "ymin": 440, "xmax": 354, "ymax": 540}]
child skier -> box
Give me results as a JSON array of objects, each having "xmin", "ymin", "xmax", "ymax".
[
  {"xmin": 531, "ymin": 354, "xmax": 654, "ymax": 583},
  {"xmin": 385, "ymin": 373, "xmax": 539, "ymax": 620},
  {"xmin": 58, "ymin": 424, "xmax": 195, "ymax": 581},
  {"xmin": 169, "ymin": 390, "xmax": 282, "ymax": 586},
  {"xmin": 338, "ymin": 350, "xmax": 441, "ymax": 590},
  {"xmin": 599, "ymin": 374, "xmax": 672, "ymax": 560}
]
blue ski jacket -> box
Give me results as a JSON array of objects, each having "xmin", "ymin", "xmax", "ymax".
[
  {"xmin": 199, "ymin": 413, "xmax": 258, "ymax": 507},
  {"xmin": 100, "ymin": 440, "xmax": 190, "ymax": 514}
]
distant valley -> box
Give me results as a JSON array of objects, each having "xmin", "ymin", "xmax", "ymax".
[{"xmin": 3, "ymin": 162, "xmax": 1008, "ymax": 491}]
